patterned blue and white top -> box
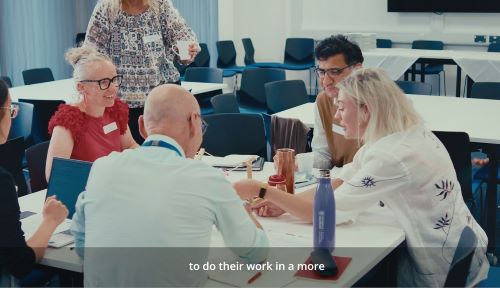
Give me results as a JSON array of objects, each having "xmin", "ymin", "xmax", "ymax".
[
  {"xmin": 335, "ymin": 124, "xmax": 489, "ymax": 287},
  {"xmin": 85, "ymin": 0, "xmax": 197, "ymax": 107}
]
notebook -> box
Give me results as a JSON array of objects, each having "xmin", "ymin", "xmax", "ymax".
[
  {"xmin": 46, "ymin": 157, "xmax": 93, "ymax": 218},
  {"xmin": 202, "ymin": 155, "xmax": 264, "ymax": 171}
]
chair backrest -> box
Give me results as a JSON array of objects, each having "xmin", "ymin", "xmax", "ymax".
[
  {"xmin": 25, "ymin": 141, "xmax": 49, "ymax": 192},
  {"xmin": 22, "ymin": 68, "xmax": 55, "ymax": 85},
  {"xmin": 238, "ymin": 68, "xmax": 286, "ymax": 106},
  {"xmin": 184, "ymin": 67, "xmax": 223, "ymax": 83},
  {"xmin": 210, "ymin": 93, "xmax": 240, "ymax": 114},
  {"xmin": 470, "ymin": 82, "xmax": 500, "ymax": 100},
  {"xmin": 242, "ymin": 38, "xmax": 256, "ymax": 65},
  {"xmin": 412, "ymin": 40, "xmax": 444, "ymax": 50},
  {"xmin": 396, "ymin": 80, "xmax": 433, "ymax": 95},
  {"xmin": 173, "ymin": 61, "xmax": 189, "ymax": 77},
  {"xmin": 0, "ymin": 137, "xmax": 28, "ymax": 196},
  {"xmin": 376, "ymin": 39, "xmax": 392, "ymax": 48},
  {"xmin": 265, "ymin": 80, "xmax": 309, "ymax": 114},
  {"xmin": 18, "ymin": 99, "xmax": 64, "ymax": 145},
  {"xmin": 193, "ymin": 43, "xmax": 210, "ymax": 67},
  {"xmin": 283, "ymin": 38, "xmax": 315, "ymax": 65},
  {"xmin": 202, "ymin": 113, "xmax": 266, "ymax": 158},
  {"xmin": 0, "ymin": 76, "xmax": 12, "ymax": 87},
  {"xmin": 432, "ymin": 131, "xmax": 475, "ymax": 210},
  {"xmin": 8, "ymin": 101, "xmax": 34, "ymax": 142},
  {"xmin": 75, "ymin": 33, "xmax": 86, "ymax": 47},
  {"xmin": 487, "ymin": 43, "xmax": 500, "ymax": 53},
  {"xmin": 216, "ymin": 40, "xmax": 238, "ymax": 68},
  {"xmin": 444, "ymin": 226, "xmax": 478, "ymax": 287},
  {"xmin": 128, "ymin": 106, "xmax": 144, "ymax": 144}
]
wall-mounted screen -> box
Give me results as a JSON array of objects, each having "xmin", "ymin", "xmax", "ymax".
[{"xmin": 388, "ymin": 0, "xmax": 500, "ymax": 13}]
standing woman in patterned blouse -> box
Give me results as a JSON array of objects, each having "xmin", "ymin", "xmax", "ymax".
[
  {"xmin": 45, "ymin": 46, "xmax": 138, "ymax": 181},
  {"xmin": 84, "ymin": 0, "xmax": 199, "ymax": 108}
]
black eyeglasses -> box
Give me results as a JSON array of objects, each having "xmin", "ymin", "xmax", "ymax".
[
  {"xmin": 315, "ymin": 64, "xmax": 356, "ymax": 78},
  {"xmin": 0, "ymin": 104, "xmax": 19, "ymax": 119},
  {"xmin": 80, "ymin": 75, "xmax": 122, "ymax": 90}
]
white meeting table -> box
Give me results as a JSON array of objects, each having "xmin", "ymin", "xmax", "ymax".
[
  {"xmin": 363, "ymin": 48, "xmax": 500, "ymax": 97},
  {"xmin": 9, "ymin": 78, "xmax": 226, "ymax": 103},
  {"xmin": 276, "ymin": 94, "xmax": 500, "ymax": 256},
  {"xmin": 19, "ymin": 163, "xmax": 404, "ymax": 287}
]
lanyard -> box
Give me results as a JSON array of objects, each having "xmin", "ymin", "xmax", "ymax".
[{"xmin": 142, "ymin": 140, "xmax": 182, "ymax": 157}]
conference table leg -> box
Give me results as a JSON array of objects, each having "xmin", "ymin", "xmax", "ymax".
[
  {"xmin": 411, "ymin": 64, "xmax": 416, "ymax": 81},
  {"xmin": 455, "ymin": 66, "xmax": 462, "ymax": 97}
]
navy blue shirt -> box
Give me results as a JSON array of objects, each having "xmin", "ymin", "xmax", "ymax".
[{"xmin": 0, "ymin": 166, "xmax": 35, "ymax": 278}]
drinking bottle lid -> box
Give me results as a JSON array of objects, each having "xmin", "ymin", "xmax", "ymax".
[{"xmin": 319, "ymin": 169, "xmax": 330, "ymax": 178}]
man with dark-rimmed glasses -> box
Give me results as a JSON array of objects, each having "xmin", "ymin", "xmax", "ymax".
[{"xmin": 312, "ymin": 35, "xmax": 364, "ymax": 169}]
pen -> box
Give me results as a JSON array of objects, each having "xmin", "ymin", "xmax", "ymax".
[{"xmin": 247, "ymin": 271, "xmax": 262, "ymax": 284}]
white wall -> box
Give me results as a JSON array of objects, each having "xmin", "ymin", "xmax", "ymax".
[{"xmin": 219, "ymin": 0, "xmax": 500, "ymax": 95}]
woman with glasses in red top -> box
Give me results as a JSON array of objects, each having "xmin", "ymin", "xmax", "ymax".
[{"xmin": 46, "ymin": 46, "xmax": 138, "ymax": 181}]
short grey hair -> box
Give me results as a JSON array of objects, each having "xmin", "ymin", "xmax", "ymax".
[{"xmin": 337, "ymin": 68, "xmax": 423, "ymax": 144}]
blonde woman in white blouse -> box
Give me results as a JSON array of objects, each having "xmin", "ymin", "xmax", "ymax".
[{"xmin": 234, "ymin": 68, "xmax": 489, "ymax": 286}]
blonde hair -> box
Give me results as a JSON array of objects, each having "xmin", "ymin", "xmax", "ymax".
[
  {"xmin": 337, "ymin": 68, "xmax": 422, "ymax": 144},
  {"xmin": 65, "ymin": 45, "xmax": 112, "ymax": 81},
  {"xmin": 102, "ymin": 0, "xmax": 161, "ymax": 23}
]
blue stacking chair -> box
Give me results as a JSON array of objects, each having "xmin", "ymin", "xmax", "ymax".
[
  {"xmin": 487, "ymin": 43, "xmax": 500, "ymax": 52},
  {"xmin": 184, "ymin": 67, "xmax": 224, "ymax": 115},
  {"xmin": 201, "ymin": 113, "xmax": 267, "ymax": 159},
  {"xmin": 1, "ymin": 76, "xmax": 12, "ymax": 87},
  {"xmin": 280, "ymin": 38, "xmax": 315, "ymax": 70},
  {"xmin": 237, "ymin": 68, "xmax": 286, "ymax": 114},
  {"xmin": 210, "ymin": 93, "xmax": 240, "ymax": 114},
  {"xmin": 0, "ymin": 137, "xmax": 28, "ymax": 196},
  {"xmin": 22, "ymin": 68, "xmax": 54, "ymax": 85},
  {"xmin": 216, "ymin": 40, "xmax": 246, "ymax": 74},
  {"xmin": 264, "ymin": 80, "xmax": 309, "ymax": 114},
  {"xmin": 444, "ymin": 226, "xmax": 478, "ymax": 287},
  {"xmin": 470, "ymin": 83, "xmax": 500, "ymax": 189},
  {"xmin": 433, "ymin": 131, "xmax": 481, "ymax": 218},
  {"xmin": 241, "ymin": 38, "xmax": 281, "ymax": 68},
  {"xmin": 25, "ymin": 141, "xmax": 49, "ymax": 192},
  {"xmin": 408, "ymin": 40, "xmax": 446, "ymax": 95},
  {"xmin": 18, "ymin": 99, "xmax": 64, "ymax": 145},
  {"xmin": 395, "ymin": 80, "xmax": 432, "ymax": 95},
  {"xmin": 8, "ymin": 101, "xmax": 34, "ymax": 143},
  {"xmin": 376, "ymin": 39, "xmax": 392, "ymax": 48},
  {"xmin": 184, "ymin": 67, "xmax": 223, "ymax": 84}
]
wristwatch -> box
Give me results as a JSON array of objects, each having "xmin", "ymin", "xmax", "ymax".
[{"xmin": 258, "ymin": 182, "xmax": 268, "ymax": 199}]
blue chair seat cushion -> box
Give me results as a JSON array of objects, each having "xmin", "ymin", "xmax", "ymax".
[
  {"xmin": 223, "ymin": 66, "xmax": 246, "ymax": 73},
  {"xmin": 248, "ymin": 62, "xmax": 282, "ymax": 68},
  {"xmin": 222, "ymin": 70, "xmax": 237, "ymax": 78},
  {"xmin": 279, "ymin": 63, "xmax": 315, "ymax": 70}
]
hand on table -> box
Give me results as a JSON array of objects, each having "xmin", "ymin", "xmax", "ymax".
[
  {"xmin": 247, "ymin": 200, "xmax": 285, "ymax": 217},
  {"xmin": 42, "ymin": 195, "xmax": 68, "ymax": 226}
]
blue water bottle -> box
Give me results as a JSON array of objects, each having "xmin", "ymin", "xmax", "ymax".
[{"xmin": 313, "ymin": 169, "xmax": 335, "ymax": 252}]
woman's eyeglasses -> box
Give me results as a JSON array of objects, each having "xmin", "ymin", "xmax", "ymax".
[
  {"xmin": 80, "ymin": 75, "xmax": 122, "ymax": 90},
  {"xmin": 0, "ymin": 104, "xmax": 19, "ymax": 119}
]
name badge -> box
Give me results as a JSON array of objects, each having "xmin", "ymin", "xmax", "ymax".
[
  {"xmin": 103, "ymin": 122, "xmax": 118, "ymax": 134},
  {"xmin": 332, "ymin": 123, "xmax": 345, "ymax": 136},
  {"xmin": 143, "ymin": 33, "xmax": 162, "ymax": 44}
]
